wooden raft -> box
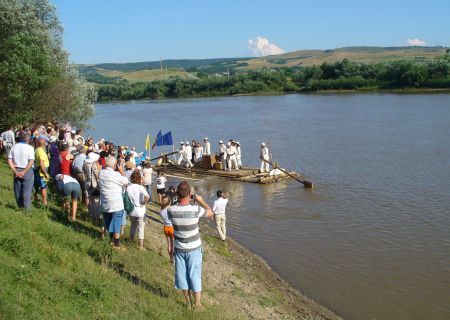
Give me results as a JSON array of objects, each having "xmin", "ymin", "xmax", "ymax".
[{"xmin": 157, "ymin": 163, "xmax": 298, "ymax": 184}]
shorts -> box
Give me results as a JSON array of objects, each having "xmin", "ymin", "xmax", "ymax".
[
  {"xmin": 174, "ymin": 247, "xmax": 203, "ymax": 292},
  {"xmin": 60, "ymin": 182, "xmax": 80, "ymax": 199},
  {"xmin": 130, "ymin": 216, "xmax": 145, "ymax": 240},
  {"xmin": 157, "ymin": 188, "xmax": 165, "ymax": 194},
  {"xmin": 107, "ymin": 210, "xmax": 124, "ymax": 235},
  {"xmin": 34, "ymin": 170, "xmax": 48, "ymax": 192},
  {"xmin": 163, "ymin": 225, "xmax": 174, "ymax": 238}
]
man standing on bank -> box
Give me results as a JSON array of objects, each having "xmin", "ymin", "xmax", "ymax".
[
  {"xmin": 167, "ymin": 181, "xmax": 213, "ymax": 309},
  {"xmin": 7, "ymin": 132, "xmax": 35, "ymax": 210},
  {"xmin": 213, "ymin": 190, "xmax": 228, "ymax": 241}
]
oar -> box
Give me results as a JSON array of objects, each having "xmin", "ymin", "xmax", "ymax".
[
  {"xmin": 148, "ymin": 151, "xmax": 179, "ymax": 162},
  {"xmin": 262, "ymin": 159, "xmax": 313, "ymax": 188}
]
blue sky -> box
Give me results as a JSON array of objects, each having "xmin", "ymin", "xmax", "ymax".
[{"xmin": 51, "ymin": 0, "xmax": 450, "ymax": 64}]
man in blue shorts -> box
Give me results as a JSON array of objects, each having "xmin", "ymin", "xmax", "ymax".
[{"xmin": 167, "ymin": 181, "xmax": 213, "ymax": 308}]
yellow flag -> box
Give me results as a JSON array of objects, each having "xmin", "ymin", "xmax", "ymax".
[{"xmin": 145, "ymin": 133, "xmax": 150, "ymax": 151}]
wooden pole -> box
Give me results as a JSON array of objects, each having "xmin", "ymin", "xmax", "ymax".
[{"xmin": 262, "ymin": 159, "xmax": 313, "ymax": 188}]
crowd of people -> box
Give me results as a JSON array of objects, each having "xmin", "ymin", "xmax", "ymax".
[{"xmin": 1, "ymin": 124, "xmax": 233, "ymax": 308}]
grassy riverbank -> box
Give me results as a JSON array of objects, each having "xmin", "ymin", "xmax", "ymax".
[{"xmin": 0, "ymin": 160, "xmax": 339, "ymax": 320}]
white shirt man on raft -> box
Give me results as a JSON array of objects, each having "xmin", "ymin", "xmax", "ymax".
[
  {"xmin": 219, "ymin": 140, "xmax": 227, "ymax": 171},
  {"xmin": 203, "ymin": 137, "xmax": 210, "ymax": 155},
  {"xmin": 213, "ymin": 190, "xmax": 228, "ymax": 241},
  {"xmin": 176, "ymin": 142, "xmax": 185, "ymax": 165},
  {"xmin": 184, "ymin": 141, "xmax": 193, "ymax": 168},
  {"xmin": 260, "ymin": 142, "xmax": 270, "ymax": 173}
]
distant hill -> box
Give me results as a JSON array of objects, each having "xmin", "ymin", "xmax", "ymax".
[
  {"xmin": 78, "ymin": 46, "xmax": 448, "ymax": 84},
  {"xmin": 239, "ymin": 46, "xmax": 448, "ymax": 69}
]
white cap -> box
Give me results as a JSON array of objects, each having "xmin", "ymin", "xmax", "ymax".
[
  {"xmin": 236, "ymin": 141, "xmax": 240, "ymax": 145},
  {"xmin": 180, "ymin": 141, "xmax": 184, "ymax": 145},
  {"xmin": 100, "ymin": 138, "xmax": 105, "ymax": 142},
  {"xmin": 227, "ymin": 142, "xmax": 231, "ymax": 146},
  {"xmin": 71, "ymin": 130, "xmax": 76, "ymax": 134},
  {"xmin": 261, "ymin": 142, "xmax": 266, "ymax": 147},
  {"xmin": 219, "ymin": 140, "xmax": 223, "ymax": 144},
  {"xmin": 185, "ymin": 141, "xmax": 189, "ymax": 145},
  {"xmin": 204, "ymin": 137, "xmax": 208, "ymax": 140}
]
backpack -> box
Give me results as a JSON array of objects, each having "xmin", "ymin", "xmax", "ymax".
[{"xmin": 123, "ymin": 188, "xmax": 134, "ymax": 213}]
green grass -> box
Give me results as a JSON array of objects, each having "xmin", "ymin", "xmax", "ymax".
[{"xmin": 0, "ymin": 160, "xmax": 234, "ymax": 320}]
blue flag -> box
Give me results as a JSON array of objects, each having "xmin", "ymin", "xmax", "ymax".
[
  {"xmin": 162, "ymin": 131, "xmax": 173, "ymax": 146},
  {"xmin": 152, "ymin": 130, "xmax": 163, "ymax": 149}
]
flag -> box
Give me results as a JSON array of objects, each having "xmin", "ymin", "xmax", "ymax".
[
  {"xmin": 145, "ymin": 133, "xmax": 150, "ymax": 151},
  {"xmin": 152, "ymin": 130, "xmax": 163, "ymax": 150},
  {"xmin": 162, "ymin": 131, "xmax": 173, "ymax": 146}
]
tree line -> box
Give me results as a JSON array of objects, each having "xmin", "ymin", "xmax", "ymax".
[{"xmin": 96, "ymin": 56, "xmax": 450, "ymax": 101}]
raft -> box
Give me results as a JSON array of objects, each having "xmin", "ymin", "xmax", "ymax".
[{"xmin": 156, "ymin": 163, "xmax": 298, "ymax": 184}]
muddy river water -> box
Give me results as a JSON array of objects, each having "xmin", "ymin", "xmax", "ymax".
[{"xmin": 88, "ymin": 93, "xmax": 450, "ymax": 320}]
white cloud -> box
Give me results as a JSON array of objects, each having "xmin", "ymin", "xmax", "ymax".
[
  {"xmin": 407, "ymin": 38, "xmax": 426, "ymax": 46},
  {"xmin": 248, "ymin": 36, "xmax": 286, "ymax": 57}
]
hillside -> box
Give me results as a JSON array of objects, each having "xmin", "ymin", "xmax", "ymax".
[
  {"xmin": 0, "ymin": 160, "xmax": 339, "ymax": 320},
  {"xmin": 79, "ymin": 46, "xmax": 448, "ymax": 84}
]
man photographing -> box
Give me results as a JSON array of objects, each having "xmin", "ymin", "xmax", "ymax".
[{"xmin": 167, "ymin": 181, "xmax": 213, "ymax": 309}]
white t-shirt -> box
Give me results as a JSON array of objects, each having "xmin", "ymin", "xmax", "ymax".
[
  {"xmin": 156, "ymin": 176, "xmax": 167, "ymax": 189},
  {"xmin": 159, "ymin": 208, "xmax": 172, "ymax": 226},
  {"xmin": 98, "ymin": 168, "xmax": 129, "ymax": 212},
  {"xmin": 213, "ymin": 197, "xmax": 229, "ymax": 215},
  {"xmin": 55, "ymin": 174, "xmax": 79, "ymax": 184},
  {"xmin": 8, "ymin": 143, "xmax": 35, "ymax": 168},
  {"xmin": 143, "ymin": 168, "xmax": 153, "ymax": 185},
  {"xmin": 126, "ymin": 184, "xmax": 149, "ymax": 217}
]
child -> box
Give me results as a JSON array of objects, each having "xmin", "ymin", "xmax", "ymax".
[
  {"xmin": 127, "ymin": 170, "xmax": 150, "ymax": 250},
  {"xmin": 143, "ymin": 161, "xmax": 153, "ymax": 202},
  {"xmin": 156, "ymin": 169, "xmax": 167, "ymax": 204},
  {"xmin": 159, "ymin": 195, "xmax": 174, "ymax": 263},
  {"xmin": 213, "ymin": 190, "xmax": 228, "ymax": 241}
]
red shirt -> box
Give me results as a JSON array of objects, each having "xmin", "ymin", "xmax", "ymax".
[{"xmin": 60, "ymin": 151, "xmax": 72, "ymax": 175}]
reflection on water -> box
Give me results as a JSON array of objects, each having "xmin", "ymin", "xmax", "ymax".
[{"xmin": 88, "ymin": 94, "xmax": 450, "ymax": 320}]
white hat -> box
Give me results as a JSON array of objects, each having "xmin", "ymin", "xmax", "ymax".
[
  {"xmin": 49, "ymin": 136, "xmax": 57, "ymax": 143},
  {"xmin": 180, "ymin": 141, "xmax": 184, "ymax": 145},
  {"xmin": 204, "ymin": 137, "xmax": 208, "ymax": 140},
  {"xmin": 85, "ymin": 152, "xmax": 100, "ymax": 163},
  {"xmin": 219, "ymin": 140, "xmax": 223, "ymax": 144},
  {"xmin": 227, "ymin": 142, "xmax": 231, "ymax": 146},
  {"xmin": 185, "ymin": 141, "xmax": 189, "ymax": 145},
  {"xmin": 100, "ymin": 138, "xmax": 105, "ymax": 142},
  {"xmin": 71, "ymin": 130, "xmax": 76, "ymax": 134},
  {"xmin": 236, "ymin": 141, "xmax": 240, "ymax": 145},
  {"xmin": 261, "ymin": 142, "xmax": 266, "ymax": 147}
]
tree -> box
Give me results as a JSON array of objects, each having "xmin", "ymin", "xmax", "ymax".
[{"xmin": 0, "ymin": 0, "xmax": 96, "ymax": 129}]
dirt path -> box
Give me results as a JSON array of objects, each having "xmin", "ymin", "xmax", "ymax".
[{"xmin": 144, "ymin": 202, "xmax": 341, "ymax": 320}]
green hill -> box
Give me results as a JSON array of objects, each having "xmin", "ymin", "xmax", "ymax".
[{"xmin": 78, "ymin": 46, "xmax": 448, "ymax": 84}]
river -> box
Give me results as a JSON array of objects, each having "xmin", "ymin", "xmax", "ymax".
[{"xmin": 87, "ymin": 93, "xmax": 450, "ymax": 320}]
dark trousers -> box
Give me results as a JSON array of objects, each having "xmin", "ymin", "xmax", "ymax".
[{"xmin": 13, "ymin": 169, "xmax": 34, "ymax": 209}]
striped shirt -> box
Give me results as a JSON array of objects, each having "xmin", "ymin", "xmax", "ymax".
[{"xmin": 167, "ymin": 203, "xmax": 205, "ymax": 252}]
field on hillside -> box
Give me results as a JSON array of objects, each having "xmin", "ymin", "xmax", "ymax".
[
  {"xmin": 239, "ymin": 46, "xmax": 448, "ymax": 69},
  {"xmin": 95, "ymin": 67, "xmax": 191, "ymax": 82}
]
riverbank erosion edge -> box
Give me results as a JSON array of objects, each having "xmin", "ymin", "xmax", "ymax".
[{"xmin": 0, "ymin": 160, "xmax": 340, "ymax": 320}]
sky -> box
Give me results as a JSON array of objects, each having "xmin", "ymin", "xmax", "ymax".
[{"xmin": 51, "ymin": 0, "xmax": 450, "ymax": 64}]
